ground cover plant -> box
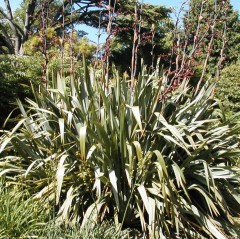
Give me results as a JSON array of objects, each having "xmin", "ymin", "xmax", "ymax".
[
  {"xmin": 0, "ymin": 182, "xmax": 47, "ymax": 238},
  {"xmin": 0, "ymin": 183, "xmax": 126, "ymax": 238}
]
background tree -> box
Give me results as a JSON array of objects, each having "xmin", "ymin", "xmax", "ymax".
[
  {"xmin": 0, "ymin": 0, "xmax": 104, "ymax": 55},
  {"xmin": 183, "ymin": 0, "xmax": 240, "ymax": 114},
  {"xmin": 108, "ymin": 1, "xmax": 173, "ymax": 73},
  {"xmin": 183, "ymin": 0, "xmax": 240, "ymax": 85}
]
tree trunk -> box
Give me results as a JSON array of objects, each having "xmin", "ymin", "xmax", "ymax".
[{"xmin": 0, "ymin": 0, "xmax": 37, "ymax": 54}]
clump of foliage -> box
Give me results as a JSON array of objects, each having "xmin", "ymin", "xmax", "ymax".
[
  {"xmin": 31, "ymin": 220, "xmax": 126, "ymax": 239},
  {"xmin": 0, "ymin": 63, "xmax": 240, "ymax": 238},
  {"xmin": 1, "ymin": 1, "xmax": 240, "ymax": 239},
  {"xmin": 0, "ymin": 55, "xmax": 42, "ymax": 128},
  {"xmin": 0, "ymin": 183, "xmax": 126, "ymax": 238},
  {"xmin": 215, "ymin": 62, "xmax": 240, "ymax": 116},
  {"xmin": 0, "ymin": 184, "xmax": 47, "ymax": 238},
  {"xmin": 24, "ymin": 29, "xmax": 96, "ymax": 59}
]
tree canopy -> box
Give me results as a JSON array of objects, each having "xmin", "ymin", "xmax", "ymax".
[
  {"xmin": 109, "ymin": 1, "xmax": 173, "ymax": 72},
  {"xmin": 0, "ymin": 0, "xmax": 173, "ymax": 66},
  {"xmin": 0, "ymin": 0, "xmax": 106, "ymax": 54},
  {"xmin": 184, "ymin": 0, "xmax": 240, "ymax": 71}
]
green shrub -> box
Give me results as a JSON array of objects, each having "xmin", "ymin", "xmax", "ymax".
[
  {"xmin": 0, "ymin": 64, "xmax": 240, "ymax": 238},
  {"xmin": 215, "ymin": 62, "xmax": 240, "ymax": 116},
  {"xmin": 0, "ymin": 55, "xmax": 42, "ymax": 128}
]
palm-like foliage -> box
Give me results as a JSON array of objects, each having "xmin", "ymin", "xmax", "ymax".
[{"xmin": 0, "ymin": 63, "xmax": 240, "ymax": 238}]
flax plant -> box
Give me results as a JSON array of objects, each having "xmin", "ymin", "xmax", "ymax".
[{"xmin": 0, "ymin": 61, "xmax": 240, "ymax": 238}]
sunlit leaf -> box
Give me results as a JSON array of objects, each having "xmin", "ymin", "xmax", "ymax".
[{"xmin": 56, "ymin": 155, "xmax": 68, "ymax": 205}]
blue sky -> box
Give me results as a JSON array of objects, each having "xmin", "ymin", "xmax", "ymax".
[
  {"xmin": 0, "ymin": 0, "xmax": 239, "ymax": 43},
  {"xmin": 1, "ymin": 0, "xmax": 239, "ymax": 13}
]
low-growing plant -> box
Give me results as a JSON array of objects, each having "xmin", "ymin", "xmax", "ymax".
[
  {"xmin": 0, "ymin": 182, "xmax": 128, "ymax": 238},
  {"xmin": 0, "ymin": 62, "xmax": 240, "ymax": 238},
  {"xmin": 0, "ymin": 184, "xmax": 47, "ymax": 238},
  {"xmin": 31, "ymin": 220, "xmax": 127, "ymax": 239}
]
